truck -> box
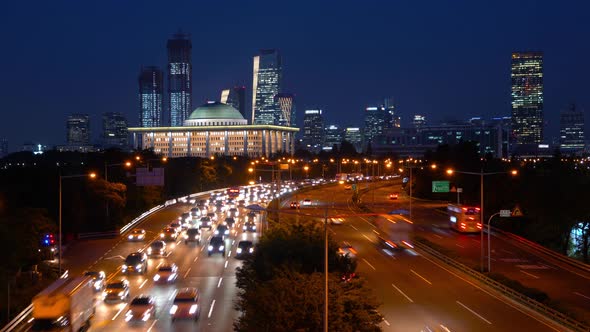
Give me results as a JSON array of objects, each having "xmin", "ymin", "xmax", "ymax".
[{"xmin": 31, "ymin": 276, "xmax": 95, "ymax": 331}]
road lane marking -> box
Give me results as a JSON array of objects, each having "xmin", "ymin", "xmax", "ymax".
[
  {"xmin": 410, "ymin": 269, "xmax": 432, "ymax": 285},
  {"xmin": 456, "ymin": 301, "xmax": 492, "ymax": 325},
  {"xmin": 208, "ymin": 299, "xmax": 216, "ymax": 318},
  {"xmin": 350, "ymin": 224, "xmax": 358, "ymax": 230},
  {"xmin": 193, "ymin": 255, "xmax": 199, "ymax": 263},
  {"xmin": 574, "ymin": 291, "xmax": 590, "ymax": 300},
  {"xmin": 383, "ymin": 319, "xmax": 391, "ymax": 326},
  {"xmin": 391, "ymin": 283, "xmax": 413, "ymax": 303},
  {"xmin": 112, "ymin": 305, "xmax": 127, "ymax": 320},
  {"xmin": 520, "ymin": 270, "xmax": 540, "ymax": 279},
  {"xmin": 184, "ymin": 268, "xmax": 191, "ymax": 278},
  {"xmin": 362, "ymin": 258, "xmax": 376, "ymax": 270},
  {"xmin": 455, "ymin": 244, "xmax": 465, "ymax": 248},
  {"xmin": 217, "ymin": 277, "xmax": 223, "ymax": 288},
  {"xmin": 362, "ymin": 234, "xmax": 376, "ymax": 243},
  {"xmin": 433, "ymin": 234, "xmax": 443, "ymax": 239},
  {"xmin": 147, "ymin": 319, "xmax": 157, "ymax": 332},
  {"xmin": 139, "ymin": 279, "xmax": 148, "ymax": 289},
  {"xmin": 224, "ymin": 260, "xmax": 229, "ymax": 268},
  {"xmin": 228, "ymin": 250, "xmax": 232, "ymax": 256}
]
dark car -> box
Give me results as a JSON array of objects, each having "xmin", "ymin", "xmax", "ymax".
[
  {"xmin": 224, "ymin": 217, "xmax": 236, "ymax": 228},
  {"xmin": 207, "ymin": 212, "xmax": 218, "ymax": 222},
  {"xmin": 147, "ymin": 241, "xmax": 166, "ymax": 257},
  {"xmin": 184, "ymin": 228, "xmax": 201, "ymax": 244},
  {"xmin": 243, "ymin": 220, "xmax": 256, "ymax": 232},
  {"xmin": 125, "ymin": 296, "xmax": 156, "ymax": 322},
  {"xmin": 235, "ymin": 240, "xmax": 254, "ymax": 258},
  {"xmin": 190, "ymin": 208, "xmax": 200, "ymax": 218},
  {"xmin": 160, "ymin": 227, "xmax": 178, "ymax": 241},
  {"xmin": 122, "ymin": 252, "xmax": 148, "ymax": 274},
  {"xmin": 199, "ymin": 217, "xmax": 212, "ymax": 230},
  {"xmin": 207, "ymin": 236, "xmax": 225, "ymax": 257},
  {"xmin": 290, "ymin": 201, "xmax": 300, "ymax": 209},
  {"xmin": 214, "ymin": 224, "xmax": 230, "ymax": 239}
]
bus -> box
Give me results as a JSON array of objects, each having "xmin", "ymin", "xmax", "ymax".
[
  {"xmin": 227, "ymin": 187, "xmax": 240, "ymax": 199},
  {"xmin": 447, "ymin": 204, "xmax": 482, "ymax": 233}
]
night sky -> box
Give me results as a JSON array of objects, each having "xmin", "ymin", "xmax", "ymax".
[{"xmin": 1, "ymin": 0, "xmax": 589, "ymax": 151}]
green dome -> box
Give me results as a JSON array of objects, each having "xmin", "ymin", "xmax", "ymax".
[{"xmin": 188, "ymin": 102, "xmax": 244, "ymax": 120}]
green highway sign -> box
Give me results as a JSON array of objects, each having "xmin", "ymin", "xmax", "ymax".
[{"xmin": 432, "ymin": 180, "xmax": 450, "ymax": 193}]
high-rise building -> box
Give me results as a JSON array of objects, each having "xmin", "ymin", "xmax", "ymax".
[
  {"xmin": 323, "ymin": 124, "xmax": 343, "ymax": 151},
  {"xmin": 0, "ymin": 138, "xmax": 7, "ymax": 157},
  {"xmin": 102, "ymin": 112, "xmax": 129, "ymax": 148},
  {"xmin": 168, "ymin": 32, "xmax": 192, "ymax": 127},
  {"xmin": 276, "ymin": 93, "xmax": 295, "ymax": 127},
  {"xmin": 559, "ymin": 104, "xmax": 585, "ymax": 154},
  {"xmin": 302, "ymin": 109, "xmax": 324, "ymax": 153},
  {"xmin": 252, "ymin": 49, "xmax": 282, "ymax": 125},
  {"xmin": 383, "ymin": 97, "xmax": 400, "ymax": 128},
  {"xmin": 413, "ymin": 115, "xmax": 427, "ymax": 128},
  {"xmin": 363, "ymin": 106, "xmax": 389, "ymax": 144},
  {"xmin": 511, "ymin": 52, "xmax": 544, "ymax": 145},
  {"xmin": 344, "ymin": 127, "xmax": 363, "ymax": 153},
  {"xmin": 66, "ymin": 114, "xmax": 90, "ymax": 145},
  {"xmin": 138, "ymin": 66, "xmax": 163, "ymax": 127},
  {"xmin": 221, "ymin": 86, "xmax": 247, "ymax": 119}
]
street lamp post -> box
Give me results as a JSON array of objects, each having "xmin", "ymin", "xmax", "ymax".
[
  {"xmin": 58, "ymin": 172, "xmax": 96, "ymax": 275},
  {"xmin": 487, "ymin": 211, "xmax": 500, "ymax": 272}
]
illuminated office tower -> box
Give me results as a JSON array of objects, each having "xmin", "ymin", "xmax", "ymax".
[
  {"xmin": 168, "ymin": 32, "xmax": 192, "ymax": 126},
  {"xmin": 302, "ymin": 109, "xmax": 324, "ymax": 153},
  {"xmin": 511, "ymin": 52, "xmax": 544, "ymax": 144},
  {"xmin": 138, "ymin": 66, "xmax": 163, "ymax": 127},
  {"xmin": 323, "ymin": 124, "xmax": 343, "ymax": 151},
  {"xmin": 363, "ymin": 106, "xmax": 389, "ymax": 144},
  {"xmin": 276, "ymin": 93, "xmax": 295, "ymax": 127},
  {"xmin": 252, "ymin": 49, "xmax": 282, "ymax": 125},
  {"xmin": 559, "ymin": 104, "xmax": 585, "ymax": 154},
  {"xmin": 102, "ymin": 112, "xmax": 128, "ymax": 148},
  {"xmin": 221, "ymin": 86, "xmax": 246, "ymax": 119},
  {"xmin": 67, "ymin": 114, "xmax": 90, "ymax": 145},
  {"xmin": 344, "ymin": 127, "xmax": 362, "ymax": 153}
]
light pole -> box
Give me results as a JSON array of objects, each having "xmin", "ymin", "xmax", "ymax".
[
  {"xmin": 104, "ymin": 161, "xmax": 132, "ymax": 220},
  {"xmin": 323, "ymin": 208, "xmax": 329, "ymax": 332},
  {"xmin": 58, "ymin": 172, "xmax": 96, "ymax": 275},
  {"xmin": 487, "ymin": 211, "xmax": 501, "ymax": 272}
]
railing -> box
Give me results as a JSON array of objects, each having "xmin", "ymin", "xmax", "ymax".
[
  {"xmin": 413, "ymin": 240, "xmax": 590, "ymax": 332},
  {"xmin": 77, "ymin": 230, "xmax": 119, "ymax": 240}
]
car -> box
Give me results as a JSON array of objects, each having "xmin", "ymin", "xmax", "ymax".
[
  {"xmin": 389, "ymin": 193, "xmax": 399, "ymax": 200},
  {"xmin": 302, "ymin": 199, "xmax": 312, "ymax": 206},
  {"xmin": 153, "ymin": 263, "xmax": 178, "ymax": 283},
  {"xmin": 329, "ymin": 217, "xmax": 344, "ymax": 225},
  {"xmin": 206, "ymin": 212, "xmax": 218, "ymax": 222},
  {"xmin": 238, "ymin": 199, "xmax": 246, "ymax": 207},
  {"xmin": 84, "ymin": 271, "xmax": 106, "ymax": 292},
  {"xmin": 125, "ymin": 296, "xmax": 156, "ymax": 322},
  {"xmin": 169, "ymin": 221, "xmax": 183, "ymax": 233},
  {"xmin": 344, "ymin": 184, "xmax": 352, "ymax": 190},
  {"xmin": 246, "ymin": 212, "xmax": 257, "ymax": 222},
  {"xmin": 127, "ymin": 228, "xmax": 146, "ymax": 241},
  {"xmin": 228, "ymin": 207, "xmax": 239, "ymax": 217},
  {"xmin": 290, "ymin": 201, "xmax": 300, "ymax": 209},
  {"xmin": 199, "ymin": 217, "xmax": 213, "ymax": 230},
  {"xmin": 224, "ymin": 217, "xmax": 236, "ymax": 228},
  {"xmin": 184, "ymin": 228, "xmax": 201, "ymax": 244},
  {"xmin": 235, "ymin": 240, "xmax": 254, "ymax": 258},
  {"xmin": 190, "ymin": 208, "xmax": 200, "ymax": 218},
  {"xmin": 215, "ymin": 202, "xmax": 226, "ymax": 213},
  {"xmin": 338, "ymin": 242, "xmax": 357, "ymax": 258},
  {"xmin": 122, "ymin": 252, "xmax": 148, "ymax": 274},
  {"xmin": 103, "ymin": 279, "xmax": 130, "ymax": 302},
  {"xmin": 147, "ymin": 241, "xmax": 166, "ymax": 257},
  {"xmin": 196, "ymin": 199, "xmax": 207, "ymax": 207},
  {"xmin": 214, "ymin": 224, "xmax": 230, "ymax": 238},
  {"xmin": 170, "ymin": 288, "xmax": 200, "ymax": 321},
  {"xmin": 243, "ymin": 220, "xmax": 256, "ymax": 232},
  {"xmin": 160, "ymin": 227, "xmax": 178, "ymax": 241},
  {"xmin": 207, "ymin": 236, "xmax": 225, "ymax": 257}
]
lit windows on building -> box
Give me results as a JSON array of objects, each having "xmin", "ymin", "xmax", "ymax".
[
  {"xmin": 168, "ymin": 32, "xmax": 192, "ymax": 127},
  {"xmin": 66, "ymin": 114, "xmax": 90, "ymax": 145},
  {"xmin": 559, "ymin": 104, "xmax": 585, "ymax": 154},
  {"xmin": 252, "ymin": 49, "xmax": 282, "ymax": 125},
  {"xmin": 302, "ymin": 109, "xmax": 324, "ymax": 153},
  {"xmin": 102, "ymin": 112, "xmax": 129, "ymax": 148},
  {"xmin": 511, "ymin": 52, "xmax": 544, "ymax": 145},
  {"xmin": 139, "ymin": 66, "xmax": 163, "ymax": 128}
]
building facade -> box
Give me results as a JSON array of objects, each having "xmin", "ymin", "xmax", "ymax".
[
  {"xmin": 302, "ymin": 110, "xmax": 324, "ymax": 153},
  {"xmin": 129, "ymin": 102, "xmax": 297, "ymax": 158},
  {"xmin": 323, "ymin": 124, "xmax": 343, "ymax": 151},
  {"xmin": 276, "ymin": 93, "xmax": 295, "ymax": 127},
  {"xmin": 139, "ymin": 66, "xmax": 163, "ymax": 127},
  {"xmin": 344, "ymin": 127, "xmax": 362, "ymax": 153},
  {"xmin": 511, "ymin": 52, "xmax": 544, "ymax": 145},
  {"xmin": 252, "ymin": 49, "xmax": 282, "ymax": 125},
  {"xmin": 67, "ymin": 114, "xmax": 90, "ymax": 145},
  {"xmin": 221, "ymin": 86, "xmax": 246, "ymax": 119},
  {"xmin": 363, "ymin": 106, "xmax": 389, "ymax": 145},
  {"xmin": 560, "ymin": 104, "xmax": 585, "ymax": 154},
  {"xmin": 102, "ymin": 112, "xmax": 129, "ymax": 148},
  {"xmin": 168, "ymin": 32, "xmax": 192, "ymax": 127}
]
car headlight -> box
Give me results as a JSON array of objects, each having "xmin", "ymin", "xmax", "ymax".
[
  {"xmin": 219, "ymin": 246, "xmax": 224, "ymax": 251},
  {"xmin": 142, "ymin": 312, "xmax": 151, "ymax": 321},
  {"xmin": 236, "ymin": 248, "xmax": 242, "ymax": 254},
  {"xmin": 243, "ymin": 226, "xmax": 247, "ymax": 230},
  {"xmin": 224, "ymin": 230, "xmax": 229, "ymax": 234},
  {"xmin": 94, "ymin": 281, "xmax": 101, "ymax": 290},
  {"xmin": 189, "ymin": 304, "xmax": 198, "ymax": 314},
  {"xmin": 160, "ymin": 233, "xmax": 164, "ymax": 238},
  {"xmin": 170, "ymin": 305, "xmax": 178, "ymax": 315},
  {"xmin": 153, "ymin": 274, "xmax": 160, "ymax": 281},
  {"xmin": 167, "ymin": 274, "xmax": 175, "ymax": 281},
  {"xmin": 253, "ymin": 226, "xmax": 256, "ymax": 230},
  {"xmin": 184, "ymin": 234, "xmax": 188, "ymax": 239},
  {"xmin": 121, "ymin": 265, "xmax": 127, "ymax": 270},
  {"xmin": 208, "ymin": 245, "xmax": 213, "ymax": 251},
  {"xmin": 118, "ymin": 291, "xmax": 124, "ymax": 296},
  {"xmin": 128, "ymin": 235, "xmax": 133, "ymax": 239},
  {"xmin": 147, "ymin": 248, "xmax": 152, "ymax": 254},
  {"xmin": 136, "ymin": 264, "xmax": 142, "ymax": 270},
  {"xmin": 249, "ymin": 248, "xmax": 254, "ymax": 253}
]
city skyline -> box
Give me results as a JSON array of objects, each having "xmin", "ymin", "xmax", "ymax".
[{"xmin": 1, "ymin": 1, "xmax": 589, "ymax": 151}]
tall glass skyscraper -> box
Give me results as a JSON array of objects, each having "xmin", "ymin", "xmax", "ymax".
[
  {"xmin": 139, "ymin": 66, "xmax": 163, "ymax": 127},
  {"xmin": 102, "ymin": 112, "xmax": 129, "ymax": 148},
  {"xmin": 168, "ymin": 32, "xmax": 192, "ymax": 127},
  {"xmin": 363, "ymin": 106, "xmax": 389, "ymax": 144},
  {"xmin": 559, "ymin": 104, "xmax": 585, "ymax": 154},
  {"xmin": 252, "ymin": 49, "xmax": 282, "ymax": 125},
  {"xmin": 511, "ymin": 52, "xmax": 544, "ymax": 145},
  {"xmin": 276, "ymin": 93, "xmax": 295, "ymax": 127},
  {"xmin": 303, "ymin": 109, "xmax": 324, "ymax": 153},
  {"xmin": 67, "ymin": 114, "xmax": 90, "ymax": 145},
  {"xmin": 221, "ymin": 86, "xmax": 247, "ymax": 119}
]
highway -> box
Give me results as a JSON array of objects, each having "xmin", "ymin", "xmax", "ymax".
[
  {"xmin": 287, "ymin": 183, "xmax": 563, "ymax": 331},
  {"xmin": 357, "ymin": 182, "xmax": 590, "ymax": 324}
]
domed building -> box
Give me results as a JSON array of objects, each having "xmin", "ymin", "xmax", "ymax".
[{"xmin": 129, "ymin": 102, "xmax": 298, "ymax": 158}]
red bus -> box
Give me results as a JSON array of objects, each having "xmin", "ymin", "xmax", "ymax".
[
  {"xmin": 227, "ymin": 187, "xmax": 240, "ymax": 199},
  {"xmin": 447, "ymin": 204, "xmax": 482, "ymax": 233}
]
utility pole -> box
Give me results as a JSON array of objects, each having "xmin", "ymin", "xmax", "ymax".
[{"xmin": 324, "ymin": 207, "xmax": 329, "ymax": 332}]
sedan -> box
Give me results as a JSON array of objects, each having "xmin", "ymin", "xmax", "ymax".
[
  {"xmin": 214, "ymin": 224, "xmax": 230, "ymax": 239},
  {"xmin": 147, "ymin": 241, "xmax": 166, "ymax": 257},
  {"xmin": 302, "ymin": 199, "xmax": 312, "ymax": 206},
  {"xmin": 243, "ymin": 221, "xmax": 256, "ymax": 232},
  {"xmin": 160, "ymin": 227, "xmax": 178, "ymax": 241},
  {"xmin": 103, "ymin": 279, "xmax": 130, "ymax": 302},
  {"xmin": 235, "ymin": 240, "xmax": 254, "ymax": 259},
  {"xmin": 224, "ymin": 217, "xmax": 236, "ymax": 228},
  {"xmin": 389, "ymin": 193, "xmax": 399, "ymax": 200},
  {"xmin": 84, "ymin": 271, "xmax": 106, "ymax": 292},
  {"xmin": 199, "ymin": 217, "xmax": 213, "ymax": 230},
  {"xmin": 125, "ymin": 296, "xmax": 156, "ymax": 322},
  {"xmin": 290, "ymin": 201, "xmax": 300, "ymax": 209},
  {"xmin": 127, "ymin": 229, "xmax": 146, "ymax": 241},
  {"xmin": 153, "ymin": 263, "xmax": 178, "ymax": 283}
]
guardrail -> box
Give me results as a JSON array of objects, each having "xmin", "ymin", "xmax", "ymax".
[
  {"xmin": 490, "ymin": 226, "xmax": 590, "ymax": 274},
  {"xmin": 77, "ymin": 230, "xmax": 119, "ymax": 240},
  {"xmin": 413, "ymin": 240, "xmax": 590, "ymax": 332}
]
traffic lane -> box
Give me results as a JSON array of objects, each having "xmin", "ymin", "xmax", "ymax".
[{"xmin": 331, "ymin": 214, "xmax": 558, "ymax": 332}]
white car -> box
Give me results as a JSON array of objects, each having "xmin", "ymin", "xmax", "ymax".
[
  {"xmin": 302, "ymin": 199, "xmax": 312, "ymax": 206},
  {"xmin": 330, "ymin": 218, "xmax": 344, "ymax": 225},
  {"xmin": 170, "ymin": 288, "xmax": 200, "ymax": 321},
  {"xmin": 153, "ymin": 264, "xmax": 178, "ymax": 283},
  {"xmin": 128, "ymin": 229, "xmax": 146, "ymax": 241}
]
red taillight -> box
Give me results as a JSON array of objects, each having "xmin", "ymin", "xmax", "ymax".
[
  {"xmin": 468, "ymin": 217, "xmax": 474, "ymax": 220},
  {"xmin": 475, "ymin": 208, "xmax": 480, "ymax": 211},
  {"xmin": 460, "ymin": 223, "xmax": 466, "ymax": 229},
  {"xmin": 477, "ymin": 223, "xmax": 482, "ymax": 229}
]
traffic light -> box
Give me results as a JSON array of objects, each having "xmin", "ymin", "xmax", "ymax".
[{"xmin": 42, "ymin": 233, "xmax": 55, "ymax": 246}]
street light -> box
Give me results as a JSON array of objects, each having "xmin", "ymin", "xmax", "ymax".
[
  {"xmin": 58, "ymin": 172, "xmax": 97, "ymax": 275},
  {"xmin": 446, "ymin": 168, "xmax": 518, "ymax": 272},
  {"xmin": 303, "ymin": 165, "xmax": 309, "ymax": 178}
]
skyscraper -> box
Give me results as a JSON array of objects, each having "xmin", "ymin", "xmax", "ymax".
[
  {"xmin": 559, "ymin": 104, "xmax": 585, "ymax": 154},
  {"xmin": 511, "ymin": 52, "xmax": 544, "ymax": 145},
  {"xmin": 252, "ymin": 49, "xmax": 282, "ymax": 125},
  {"xmin": 363, "ymin": 106, "xmax": 389, "ymax": 144},
  {"xmin": 383, "ymin": 97, "xmax": 400, "ymax": 128},
  {"xmin": 302, "ymin": 109, "xmax": 324, "ymax": 153},
  {"xmin": 168, "ymin": 32, "xmax": 192, "ymax": 127},
  {"xmin": 413, "ymin": 115, "xmax": 426, "ymax": 128},
  {"xmin": 67, "ymin": 114, "xmax": 90, "ymax": 145},
  {"xmin": 344, "ymin": 127, "xmax": 362, "ymax": 153},
  {"xmin": 102, "ymin": 112, "xmax": 129, "ymax": 148},
  {"xmin": 221, "ymin": 86, "xmax": 247, "ymax": 119},
  {"xmin": 276, "ymin": 93, "xmax": 295, "ymax": 127},
  {"xmin": 139, "ymin": 66, "xmax": 163, "ymax": 127},
  {"xmin": 323, "ymin": 124, "xmax": 343, "ymax": 151}
]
